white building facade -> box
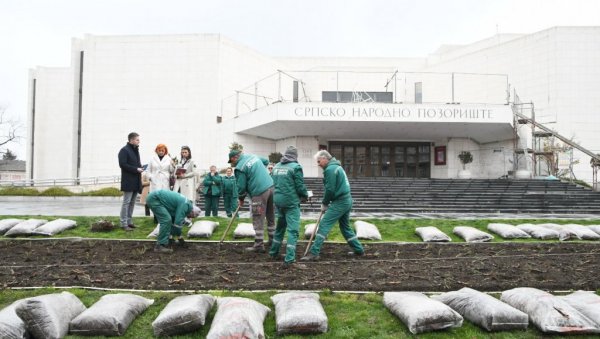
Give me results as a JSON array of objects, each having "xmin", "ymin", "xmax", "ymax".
[{"xmin": 26, "ymin": 27, "xmax": 600, "ymax": 183}]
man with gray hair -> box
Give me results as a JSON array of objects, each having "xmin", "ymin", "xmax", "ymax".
[{"xmin": 301, "ymin": 150, "xmax": 364, "ymax": 261}]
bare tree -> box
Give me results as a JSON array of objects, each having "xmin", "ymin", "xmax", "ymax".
[{"xmin": 0, "ymin": 106, "xmax": 22, "ymax": 159}]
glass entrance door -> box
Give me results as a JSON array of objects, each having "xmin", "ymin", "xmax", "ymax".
[{"xmin": 330, "ymin": 142, "xmax": 431, "ymax": 178}]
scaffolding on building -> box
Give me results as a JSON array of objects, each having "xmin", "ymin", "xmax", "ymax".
[{"xmin": 512, "ymin": 90, "xmax": 600, "ymax": 189}]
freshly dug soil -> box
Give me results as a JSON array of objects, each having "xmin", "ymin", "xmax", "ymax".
[{"xmin": 0, "ymin": 240, "xmax": 598, "ymax": 292}]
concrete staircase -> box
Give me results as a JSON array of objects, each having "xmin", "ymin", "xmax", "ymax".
[{"xmin": 197, "ymin": 178, "xmax": 600, "ymax": 214}]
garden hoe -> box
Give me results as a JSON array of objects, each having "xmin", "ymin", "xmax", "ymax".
[
  {"xmin": 220, "ymin": 204, "xmax": 242, "ymax": 244},
  {"xmin": 303, "ymin": 210, "xmax": 324, "ymax": 257}
]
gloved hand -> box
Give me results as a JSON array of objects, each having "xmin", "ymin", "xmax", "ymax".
[
  {"xmin": 321, "ymin": 204, "xmax": 328, "ymax": 212},
  {"xmin": 182, "ymin": 218, "xmax": 192, "ymax": 227},
  {"xmin": 238, "ymin": 198, "xmax": 245, "ymax": 207},
  {"xmin": 300, "ymin": 196, "xmax": 308, "ymax": 203}
]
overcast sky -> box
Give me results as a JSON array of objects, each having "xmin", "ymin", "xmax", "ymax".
[{"xmin": 1, "ymin": 0, "xmax": 600, "ymax": 158}]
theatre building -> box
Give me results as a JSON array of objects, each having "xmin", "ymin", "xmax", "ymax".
[{"xmin": 27, "ymin": 27, "xmax": 600, "ymax": 182}]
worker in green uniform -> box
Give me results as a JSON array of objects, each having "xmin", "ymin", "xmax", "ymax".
[
  {"xmin": 146, "ymin": 189, "xmax": 201, "ymax": 253},
  {"xmin": 221, "ymin": 167, "xmax": 238, "ymax": 217},
  {"xmin": 269, "ymin": 146, "xmax": 309, "ymax": 268},
  {"xmin": 202, "ymin": 165, "xmax": 222, "ymax": 216},
  {"xmin": 228, "ymin": 149, "xmax": 275, "ymax": 253},
  {"xmin": 301, "ymin": 150, "xmax": 364, "ymax": 261}
]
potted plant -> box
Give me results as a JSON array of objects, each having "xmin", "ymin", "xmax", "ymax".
[{"xmin": 458, "ymin": 151, "xmax": 473, "ymax": 179}]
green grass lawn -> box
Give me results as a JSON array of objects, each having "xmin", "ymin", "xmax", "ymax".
[
  {"xmin": 2, "ymin": 216, "xmax": 600, "ymax": 338},
  {"xmin": 1, "ymin": 288, "xmax": 599, "ymax": 339},
  {"xmin": 1, "ymin": 215, "xmax": 599, "ymax": 243}
]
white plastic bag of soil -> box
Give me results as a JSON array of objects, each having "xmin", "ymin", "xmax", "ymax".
[
  {"xmin": 304, "ymin": 223, "xmax": 317, "ymax": 239},
  {"xmin": 5, "ymin": 219, "xmax": 48, "ymax": 237},
  {"xmin": 589, "ymin": 225, "xmax": 600, "ymax": 236},
  {"xmin": 383, "ymin": 292, "xmax": 463, "ymax": 334},
  {"xmin": 354, "ymin": 220, "xmax": 382, "ymax": 240},
  {"xmin": 562, "ymin": 224, "xmax": 600, "ymax": 240},
  {"xmin": 433, "ymin": 287, "xmax": 528, "ymax": 331},
  {"xmin": 560, "ymin": 290, "xmax": 600, "ymax": 326},
  {"xmin": 453, "ymin": 226, "xmax": 493, "ymax": 243},
  {"xmin": 147, "ymin": 224, "xmax": 160, "ymax": 238},
  {"xmin": 70, "ymin": 293, "xmax": 153, "ymax": 336},
  {"xmin": 31, "ymin": 218, "xmax": 77, "ymax": 236},
  {"xmin": 233, "ymin": 223, "xmax": 255, "ymax": 238},
  {"xmin": 16, "ymin": 291, "xmax": 86, "ymax": 339},
  {"xmin": 536, "ymin": 223, "xmax": 579, "ymax": 241},
  {"xmin": 0, "ymin": 300, "xmax": 29, "ymax": 339},
  {"xmin": 500, "ymin": 287, "xmax": 599, "ymax": 334},
  {"xmin": 152, "ymin": 294, "xmax": 215, "ymax": 337},
  {"xmin": 516, "ymin": 224, "xmax": 559, "ymax": 239},
  {"xmin": 188, "ymin": 220, "xmax": 219, "ymax": 238},
  {"xmin": 271, "ymin": 292, "xmax": 328, "ymax": 335},
  {"xmin": 206, "ymin": 297, "xmax": 270, "ymax": 339},
  {"xmin": 415, "ymin": 226, "xmax": 451, "ymax": 242},
  {"xmin": 486, "ymin": 223, "xmax": 530, "ymax": 239},
  {"xmin": 0, "ymin": 219, "xmax": 23, "ymax": 235}
]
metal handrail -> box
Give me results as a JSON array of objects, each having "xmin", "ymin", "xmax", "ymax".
[{"xmin": 0, "ymin": 175, "xmax": 121, "ymax": 187}]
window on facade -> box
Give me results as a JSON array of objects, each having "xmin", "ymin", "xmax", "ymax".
[{"xmin": 415, "ymin": 82, "xmax": 422, "ymax": 104}]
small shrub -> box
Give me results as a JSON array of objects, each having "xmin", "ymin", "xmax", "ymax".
[
  {"xmin": 90, "ymin": 219, "xmax": 115, "ymax": 232},
  {"xmin": 268, "ymin": 152, "xmax": 282, "ymax": 164},
  {"xmin": 85, "ymin": 187, "xmax": 122, "ymax": 196},
  {"xmin": 40, "ymin": 187, "xmax": 74, "ymax": 196},
  {"xmin": 0, "ymin": 187, "xmax": 39, "ymax": 196}
]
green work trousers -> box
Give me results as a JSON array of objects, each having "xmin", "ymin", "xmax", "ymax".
[
  {"xmin": 204, "ymin": 195, "xmax": 220, "ymax": 217},
  {"xmin": 223, "ymin": 194, "xmax": 238, "ymax": 217},
  {"xmin": 269, "ymin": 205, "xmax": 301, "ymax": 263},
  {"xmin": 147, "ymin": 195, "xmax": 182, "ymax": 246},
  {"xmin": 309, "ymin": 198, "xmax": 364, "ymax": 256}
]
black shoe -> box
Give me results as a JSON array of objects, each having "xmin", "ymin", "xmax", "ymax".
[
  {"xmin": 300, "ymin": 253, "xmax": 320, "ymax": 261},
  {"xmin": 168, "ymin": 238, "xmax": 175, "ymax": 246},
  {"xmin": 127, "ymin": 224, "xmax": 137, "ymax": 229},
  {"xmin": 177, "ymin": 238, "xmax": 187, "ymax": 248},
  {"xmin": 347, "ymin": 251, "xmax": 365, "ymax": 257},
  {"xmin": 281, "ymin": 261, "xmax": 293, "ymax": 269},
  {"xmin": 154, "ymin": 244, "xmax": 173, "ymax": 253},
  {"xmin": 121, "ymin": 226, "xmax": 134, "ymax": 232}
]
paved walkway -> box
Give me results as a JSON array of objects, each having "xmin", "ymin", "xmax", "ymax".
[{"xmin": 1, "ymin": 196, "xmax": 599, "ymax": 220}]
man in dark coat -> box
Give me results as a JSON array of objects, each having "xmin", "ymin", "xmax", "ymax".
[{"xmin": 118, "ymin": 132, "xmax": 143, "ymax": 231}]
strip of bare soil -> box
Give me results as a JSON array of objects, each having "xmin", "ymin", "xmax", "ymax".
[{"xmin": 0, "ymin": 240, "xmax": 598, "ymax": 291}]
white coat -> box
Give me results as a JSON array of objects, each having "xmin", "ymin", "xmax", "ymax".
[
  {"xmin": 173, "ymin": 158, "xmax": 197, "ymax": 202},
  {"xmin": 147, "ymin": 154, "xmax": 174, "ymax": 192}
]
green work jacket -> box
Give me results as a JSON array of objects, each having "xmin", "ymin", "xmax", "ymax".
[
  {"xmin": 234, "ymin": 153, "xmax": 274, "ymax": 198},
  {"xmin": 322, "ymin": 158, "xmax": 351, "ymax": 205},
  {"xmin": 221, "ymin": 175, "xmax": 238, "ymax": 197},
  {"xmin": 202, "ymin": 172, "xmax": 222, "ymax": 196},
  {"xmin": 272, "ymin": 161, "xmax": 308, "ymax": 208}
]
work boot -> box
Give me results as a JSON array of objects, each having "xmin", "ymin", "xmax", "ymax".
[
  {"xmin": 245, "ymin": 243, "xmax": 266, "ymax": 253},
  {"xmin": 154, "ymin": 244, "xmax": 173, "ymax": 253},
  {"xmin": 121, "ymin": 226, "xmax": 134, "ymax": 232},
  {"xmin": 177, "ymin": 238, "xmax": 188, "ymax": 248},
  {"xmin": 347, "ymin": 251, "xmax": 365, "ymax": 257},
  {"xmin": 127, "ymin": 224, "xmax": 137, "ymax": 229},
  {"xmin": 281, "ymin": 261, "xmax": 293, "ymax": 269},
  {"xmin": 269, "ymin": 253, "xmax": 283, "ymax": 261},
  {"xmin": 300, "ymin": 253, "xmax": 320, "ymax": 262},
  {"xmin": 168, "ymin": 238, "xmax": 175, "ymax": 246}
]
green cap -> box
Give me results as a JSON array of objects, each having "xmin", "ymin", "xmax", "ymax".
[{"xmin": 228, "ymin": 149, "xmax": 241, "ymax": 163}]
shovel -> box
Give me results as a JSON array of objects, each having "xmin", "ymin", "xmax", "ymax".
[
  {"xmin": 303, "ymin": 209, "xmax": 324, "ymax": 257},
  {"xmin": 220, "ymin": 203, "xmax": 242, "ymax": 243}
]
